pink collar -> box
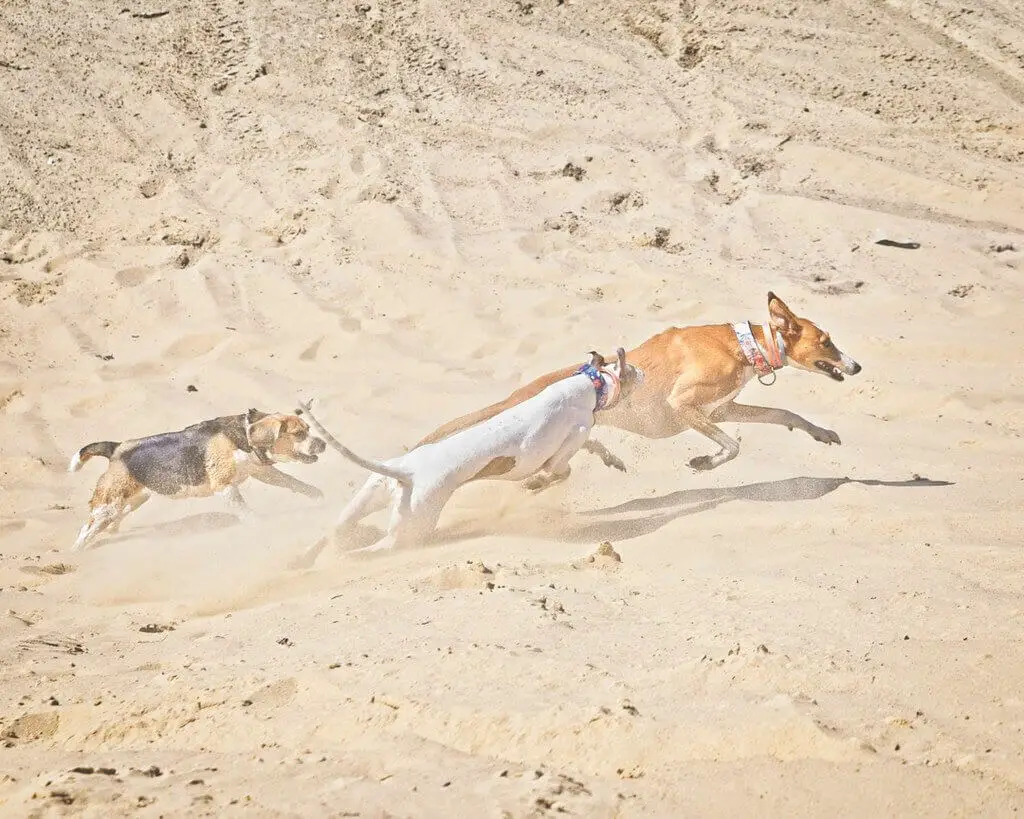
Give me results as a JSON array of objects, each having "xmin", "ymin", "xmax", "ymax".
[{"xmin": 733, "ymin": 321, "xmax": 787, "ymax": 385}]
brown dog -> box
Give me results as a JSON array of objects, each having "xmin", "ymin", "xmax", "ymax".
[
  {"xmin": 67, "ymin": 409, "xmax": 326, "ymax": 551},
  {"xmin": 417, "ymin": 292, "xmax": 861, "ymax": 473}
]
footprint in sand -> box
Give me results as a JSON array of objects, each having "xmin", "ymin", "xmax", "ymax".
[
  {"xmin": 418, "ymin": 561, "xmax": 497, "ymax": 592},
  {"xmin": 162, "ymin": 333, "xmax": 226, "ymax": 360},
  {"xmin": 114, "ymin": 266, "xmax": 154, "ymax": 288},
  {"xmin": 20, "ymin": 563, "xmax": 76, "ymax": 577},
  {"xmin": 244, "ymin": 677, "xmax": 298, "ymax": 715},
  {"xmin": 1, "ymin": 711, "xmax": 60, "ymax": 743}
]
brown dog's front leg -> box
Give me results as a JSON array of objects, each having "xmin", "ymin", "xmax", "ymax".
[{"xmin": 710, "ymin": 401, "xmax": 840, "ymax": 445}]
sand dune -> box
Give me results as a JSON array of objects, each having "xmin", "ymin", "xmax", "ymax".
[{"xmin": 2, "ymin": 0, "xmax": 1024, "ymax": 815}]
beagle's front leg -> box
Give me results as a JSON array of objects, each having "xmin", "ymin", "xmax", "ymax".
[{"xmin": 251, "ymin": 465, "xmax": 325, "ymax": 500}]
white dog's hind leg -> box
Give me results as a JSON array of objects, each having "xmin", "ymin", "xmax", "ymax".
[
  {"xmin": 351, "ymin": 485, "xmax": 448, "ymax": 555},
  {"xmin": 335, "ymin": 475, "xmax": 389, "ymax": 531},
  {"xmin": 290, "ymin": 477, "xmax": 390, "ymax": 569},
  {"xmin": 523, "ymin": 424, "xmax": 593, "ymax": 493}
]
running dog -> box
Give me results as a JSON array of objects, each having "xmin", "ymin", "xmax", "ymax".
[
  {"xmin": 298, "ymin": 348, "xmax": 642, "ymax": 558},
  {"xmin": 417, "ymin": 292, "xmax": 861, "ymax": 472},
  {"xmin": 68, "ymin": 408, "xmax": 326, "ymax": 551}
]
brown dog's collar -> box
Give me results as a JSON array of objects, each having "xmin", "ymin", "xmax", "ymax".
[
  {"xmin": 733, "ymin": 321, "xmax": 775, "ymax": 383},
  {"xmin": 760, "ymin": 323, "xmax": 786, "ymax": 369}
]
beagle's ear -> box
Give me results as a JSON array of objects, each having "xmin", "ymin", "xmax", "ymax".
[
  {"xmin": 247, "ymin": 415, "xmax": 283, "ymax": 450},
  {"xmin": 246, "ymin": 408, "xmax": 269, "ymax": 424},
  {"xmin": 768, "ymin": 292, "xmax": 800, "ymax": 336}
]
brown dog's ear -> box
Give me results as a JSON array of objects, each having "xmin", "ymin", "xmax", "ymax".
[
  {"xmin": 586, "ymin": 351, "xmax": 603, "ymax": 368},
  {"xmin": 768, "ymin": 292, "xmax": 800, "ymax": 336},
  {"xmin": 247, "ymin": 415, "xmax": 283, "ymax": 450}
]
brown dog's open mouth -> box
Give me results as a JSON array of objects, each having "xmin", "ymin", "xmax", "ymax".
[
  {"xmin": 292, "ymin": 451, "xmax": 320, "ymax": 464},
  {"xmin": 815, "ymin": 360, "xmax": 845, "ymax": 382}
]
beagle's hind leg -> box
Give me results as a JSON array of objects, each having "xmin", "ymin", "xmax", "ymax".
[
  {"xmin": 71, "ymin": 504, "xmax": 123, "ymax": 551},
  {"xmin": 72, "ymin": 467, "xmax": 144, "ymax": 551},
  {"xmin": 106, "ymin": 490, "xmax": 151, "ymax": 535}
]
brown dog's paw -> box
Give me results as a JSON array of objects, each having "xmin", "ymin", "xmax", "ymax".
[
  {"xmin": 810, "ymin": 427, "xmax": 841, "ymax": 445},
  {"xmin": 688, "ymin": 454, "xmax": 716, "ymax": 471}
]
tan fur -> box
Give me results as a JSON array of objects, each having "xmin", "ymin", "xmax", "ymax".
[
  {"xmin": 88, "ymin": 461, "xmax": 145, "ymax": 511},
  {"xmin": 248, "ymin": 416, "xmax": 283, "ymax": 450},
  {"xmin": 415, "ymin": 293, "xmax": 859, "ymax": 471},
  {"xmin": 204, "ymin": 434, "xmax": 241, "ymax": 492},
  {"xmin": 470, "ymin": 455, "xmax": 517, "ymax": 482}
]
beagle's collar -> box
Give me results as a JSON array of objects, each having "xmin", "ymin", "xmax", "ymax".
[
  {"xmin": 577, "ymin": 363, "xmax": 621, "ymax": 411},
  {"xmin": 733, "ymin": 321, "xmax": 787, "ymax": 385}
]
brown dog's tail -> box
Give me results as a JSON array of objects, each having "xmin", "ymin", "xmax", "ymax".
[{"xmin": 68, "ymin": 441, "xmax": 119, "ymax": 473}]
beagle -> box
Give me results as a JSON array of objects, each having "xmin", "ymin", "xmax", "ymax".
[{"xmin": 67, "ymin": 408, "xmax": 326, "ymax": 551}]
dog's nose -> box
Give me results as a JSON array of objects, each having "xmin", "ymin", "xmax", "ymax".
[
  {"xmin": 850, "ymin": 362, "xmax": 862, "ymax": 375},
  {"xmin": 312, "ymin": 437, "xmax": 327, "ymax": 454}
]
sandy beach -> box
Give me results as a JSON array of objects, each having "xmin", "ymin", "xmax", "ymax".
[{"xmin": 2, "ymin": 0, "xmax": 1024, "ymax": 815}]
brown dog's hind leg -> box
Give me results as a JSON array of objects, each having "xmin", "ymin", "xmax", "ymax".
[
  {"xmin": 580, "ymin": 439, "xmax": 627, "ymax": 472},
  {"xmin": 668, "ymin": 394, "xmax": 741, "ymax": 471}
]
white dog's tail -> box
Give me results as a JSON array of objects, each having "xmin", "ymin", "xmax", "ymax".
[{"xmin": 297, "ymin": 402, "xmax": 413, "ymax": 486}]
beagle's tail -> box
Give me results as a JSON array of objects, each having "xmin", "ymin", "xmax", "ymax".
[
  {"xmin": 68, "ymin": 441, "xmax": 119, "ymax": 472},
  {"xmin": 296, "ymin": 402, "xmax": 413, "ymax": 486}
]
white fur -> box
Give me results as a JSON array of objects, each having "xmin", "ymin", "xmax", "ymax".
[
  {"xmin": 300, "ymin": 363, "xmax": 634, "ymax": 560},
  {"xmin": 68, "ymin": 450, "xmax": 84, "ymax": 473},
  {"xmin": 839, "ymin": 351, "xmax": 860, "ymax": 375}
]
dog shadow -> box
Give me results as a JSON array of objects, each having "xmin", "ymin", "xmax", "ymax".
[
  {"xmin": 102, "ymin": 511, "xmax": 241, "ymax": 545},
  {"xmin": 440, "ymin": 475, "xmax": 954, "ymax": 546}
]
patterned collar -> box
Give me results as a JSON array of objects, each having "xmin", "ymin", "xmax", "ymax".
[
  {"xmin": 577, "ymin": 362, "xmax": 611, "ymax": 410},
  {"xmin": 733, "ymin": 321, "xmax": 785, "ymax": 385}
]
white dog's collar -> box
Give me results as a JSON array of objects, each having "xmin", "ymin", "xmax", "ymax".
[{"xmin": 577, "ymin": 362, "xmax": 621, "ymax": 411}]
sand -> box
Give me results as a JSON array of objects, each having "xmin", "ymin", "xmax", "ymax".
[{"xmin": 2, "ymin": 0, "xmax": 1024, "ymax": 815}]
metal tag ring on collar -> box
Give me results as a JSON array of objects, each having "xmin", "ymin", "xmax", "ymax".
[{"xmin": 757, "ymin": 370, "xmax": 777, "ymax": 386}]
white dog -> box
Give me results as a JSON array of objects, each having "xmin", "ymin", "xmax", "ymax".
[{"xmin": 297, "ymin": 349, "xmax": 642, "ymax": 560}]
